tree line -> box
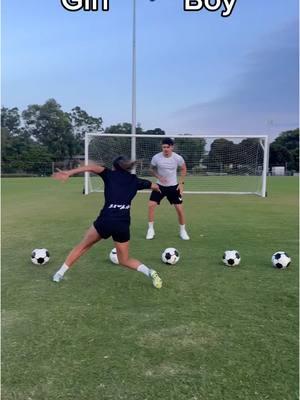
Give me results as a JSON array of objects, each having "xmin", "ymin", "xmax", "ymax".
[
  {"xmin": 1, "ymin": 99, "xmax": 204, "ymax": 175},
  {"xmin": 1, "ymin": 98, "xmax": 299, "ymax": 175},
  {"xmin": 1, "ymin": 99, "xmax": 102, "ymax": 175}
]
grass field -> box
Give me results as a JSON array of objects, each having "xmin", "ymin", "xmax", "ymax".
[
  {"xmin": 2, "ymin": 176, "xmax": 299, "ymax": 400},
  {"xmin": 88, "ymin": 174, "xmax": 264, "ymax": 194}
]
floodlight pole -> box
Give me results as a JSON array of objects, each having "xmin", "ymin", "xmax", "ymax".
[
  {"xmin": 84, "ymin": 133, "xmax": 89, "ymax": 195},
  {"xmin": 131, "ymin": 0, "xmax": 137, "ymax": 172},
  {"xmin": 261, "ymin": 136, "xmax": 269, "ymax": 197}
]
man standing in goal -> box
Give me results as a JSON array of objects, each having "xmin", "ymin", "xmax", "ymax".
[{"xmin": 146, "ymin": 137, "xmax": 190, "ymax": 240}]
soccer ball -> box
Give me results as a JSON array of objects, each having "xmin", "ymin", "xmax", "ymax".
[
  {"xmin": 222, "ymin": 250, "xmax": 241, "ymax": 267},
  {"xmin": 109, "ymin": 248, "xmax": 119, "ymax": 265},
  {"xmin": 272, "ymin": 251, "xmax": 291, "ymax": 269},
  {"xmin": 31, "ymin": 248, "xmax": 50, "ymax": 266},
  {"xmin": 161, "ymin": 248, "xmax": 180, "ymax": 265}
]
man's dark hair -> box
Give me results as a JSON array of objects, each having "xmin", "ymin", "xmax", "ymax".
[
  {"xmin": 113, "ymin": 156, "xmax": 136, "ymax": 172},
  {"xmin": 162, "ymin": 137, "xmax": 174, "ymax": 146}
]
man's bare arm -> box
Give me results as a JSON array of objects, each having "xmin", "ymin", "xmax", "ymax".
[
  {"xmin": 178, "ymin": 163, "xmax": 187, "ymax": 195},
  {"xmin": 179, "ymin": 163, "xmax": 187, "ymax": 185}
]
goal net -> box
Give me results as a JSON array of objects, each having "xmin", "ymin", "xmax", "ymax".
[{"xmin": 84, "ymin": 134, "xmax": 268, "ymax": 197}]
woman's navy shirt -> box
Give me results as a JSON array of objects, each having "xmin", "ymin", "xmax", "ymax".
[{"xmin": 97, "ymin": 168, "xmax": 151, "ymax": 221}]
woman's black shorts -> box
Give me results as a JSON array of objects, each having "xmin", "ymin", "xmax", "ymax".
[{"xmin": 93, "ymin": 217, "xmax": 130, "ymax": 243}]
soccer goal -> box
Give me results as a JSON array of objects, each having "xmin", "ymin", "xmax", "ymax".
[{"xmin": 84, "ymin": 133, "xmax": 269, "ymax": 197}]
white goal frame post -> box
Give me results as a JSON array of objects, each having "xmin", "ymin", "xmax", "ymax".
[{"xmin": 84, "ymin": 133, "xmax": 269, "ymax": 197}]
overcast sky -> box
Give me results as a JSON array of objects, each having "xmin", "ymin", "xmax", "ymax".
[{"xmin": 2, "ymin": 0, "xmax": 299, "ymax": 139}]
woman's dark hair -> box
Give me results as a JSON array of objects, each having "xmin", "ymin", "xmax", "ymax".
[
  {"xmin": 113, "ymin": 156, "xmax": 136, "ymax": 172},
  {"xmin": 162, "ymin": 137, "xmax": 174, "ymax": 146}
]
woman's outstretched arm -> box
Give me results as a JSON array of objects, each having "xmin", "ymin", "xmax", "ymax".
[{"xmin": 52, "ymin": 165, "xmax": 105, "ymax": 182}]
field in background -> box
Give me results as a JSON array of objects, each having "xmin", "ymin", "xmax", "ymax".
[
  {"xmin": 88, "ymin": 174, "xmax": 264, "ymax": 194},
  {"xmin": 2, "ymin": 177, "xmax": 299, "ymax": 400}
]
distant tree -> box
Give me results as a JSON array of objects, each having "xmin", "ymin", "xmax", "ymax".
[
  {"xmin": 99, "ymin": 123, "xmax": 144, "ymax": 165},
  {"xmin": 269, "ymin": 129, "xmax": 299, "ymax": 172},
  {"xmin": 99, "ymin": 124, "xmax": 165, "ymax": 172},
  {"xmin": 290, "ymin": 148, "xmax": 299, "ymax": 172},
  {"xmin": 1, "ymin": 100, "xmax": 107, "ymax": 174},
  {"xmin": 1, "ymin": 107, "xmax": 32, "ymax": 171},
  {"xmin": 269, "ymin": 144, "xmax": 292, "ymax": 168},
  {"xmin": 70, "ymin": 106, "xmax": 103, "ymax": 136},
  {"xmin": 1, "ymin": 107, "xmax": 21, "ymax": 134},
  {"xmin": 205, "ymin": 138, "xmax": 264, "ymax": 174},
  {"xmin": 105, "ymin": 122, "xmax": 143, "ymax": 135},
  {"xmin": 22, "ymin": 99, "xmax": 75, "ymax": 160},
  {"xmin": 206, "ymin": 139, "xmax": 236, "ymax": 171},
  {"xmin": 143, "ymin": 128, "xmax": 165, "ymax": 136},
  {"xmin": 236, "ymin": 138, "xmax": 263, "ymax": 167},
  {"xmin": 20, "ymin": 143, "xmax": 54, "ymax": 174},
  {"xmin": 1, "ymin": 127, "xmax": 12, "ymax": 162},
  {"xmin": 272, "ymin": 129, "xmax": 299, "ymax": 151},
  {"xmin": 1, "ymin": 126, "xmax": 53, "ymax": 174},
  {"xmin": 175, "ymin": 137, "xmax": 206, "ymax": 171},
  {"xmin": 69, "ymin": 106, "xmax": 103, "ymax": 154},
  {"xmin": 1, "ymin": 108, "xmax": 22, "ymax": 161},
  {"xmin": 137, "ymin": 128, "xmax": 166, "ymax": 165}
]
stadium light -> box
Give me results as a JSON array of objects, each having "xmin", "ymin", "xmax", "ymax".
[{"xmin": 131, "ymin": 0, "xmax": 137, "ymax": 166}]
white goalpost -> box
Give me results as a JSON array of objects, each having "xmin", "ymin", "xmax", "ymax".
[{"xmin": 84, "ymin": 133, "xmax": 269, "ymax": 197}]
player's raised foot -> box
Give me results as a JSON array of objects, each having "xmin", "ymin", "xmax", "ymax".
[
  {"xmin": 180, "ymin": 230, "xmax": 190, "ymax": 240},
  {"xmin": 146, "ymin": 228, "xmax": 155, "ymax": 240},
  {"xmin": 150, "ymin": 270, "xmax": 162, "ymax": 289},
  {"xmin": 52, "ymin": 272, "xmax": 64, "ymax": 283}
]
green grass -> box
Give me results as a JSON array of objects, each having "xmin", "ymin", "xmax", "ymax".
[
  {"xmin": 89, "ymin": 174, "xmax": 264, "ymax": 193},
  {"xmin": 2, "ymin": 177, "xmax": 299, "ymax": 400}
]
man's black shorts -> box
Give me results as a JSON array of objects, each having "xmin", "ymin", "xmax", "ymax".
[
  {"xmin": 149, "ymin": 184, "xmax": 183, "ymax": 205},
  {"xmin": 93, "ymin": 217, "xmax": 130, "ymax": 243}
]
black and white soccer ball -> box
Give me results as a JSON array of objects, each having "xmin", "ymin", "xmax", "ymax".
[
  {"xmin": 31, "ymin": 248, "xmax": 50, "ymax": 266},
  {"xmin": 222, "ymin": 250, "xmax": 241, "ymax": 267},
  {"xmin": 161, "ymin": 248, "xmax": 180, "ymax": 265},
  {"xmin": 109, "ymin": 248, "xmax": 119, "ymax": 265},
  {"xmin": 272, "ymin": 251, "xmax": 291, "ymax": 269}
]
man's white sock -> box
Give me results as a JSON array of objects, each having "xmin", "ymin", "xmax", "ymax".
[
  {"xmin": 56, "ymin": 263, "xmax": 69, "ymax": 276},
  {"xmin": 180, "ymin": 224, "xmax": 186, "ymax": 231},
  {"xmin": 148, "ymin": 222, "xmax": 154, "ymax": 229},
  {"xmin": 137, "ymin": 264, "xmax": 151, "ymax": 277}
]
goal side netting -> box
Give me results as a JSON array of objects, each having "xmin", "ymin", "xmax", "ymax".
[{"xmin": 84, "ymin": 134, "xmax": 268, "ymax": 197}]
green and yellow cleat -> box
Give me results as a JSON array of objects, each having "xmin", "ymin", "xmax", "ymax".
[{"xmin": 150, "ymin": 270, "xmax": 162, "ymax": 289}]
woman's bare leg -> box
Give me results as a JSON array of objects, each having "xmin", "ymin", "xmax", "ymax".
[
  {"xmin": 114, "ymin": 241, "xmax": 141, "ymax": 270},
  {"xmin": 114, "ymin": 241, "xmax": 162, "ymax": 288},
  {"xmin": 65, "ymin": 226, "xmax": 101, "ymax": 267},
  {"xmin": 53, "ymin": 226, "xmax": 101, "ymax": 282}
]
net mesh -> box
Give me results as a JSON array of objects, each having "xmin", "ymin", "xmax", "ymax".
[{"xmin": 86, "ymin": 134, "xmax": 266, "ymax": 195}]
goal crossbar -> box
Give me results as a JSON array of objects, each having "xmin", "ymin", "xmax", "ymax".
[{"xmin": 85, "ymin": 133, "xmax": 268, "ymax": 139}]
